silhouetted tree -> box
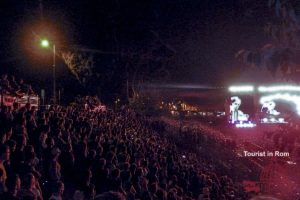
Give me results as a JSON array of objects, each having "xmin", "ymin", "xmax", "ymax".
[{"xmin": 236, "ymin": 0, "xmax": 300, "ymax": 81}]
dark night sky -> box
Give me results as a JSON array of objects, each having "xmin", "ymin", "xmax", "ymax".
[{"xmin": 0, "ymin": 0, "xmax": 273, "ymax": 93}]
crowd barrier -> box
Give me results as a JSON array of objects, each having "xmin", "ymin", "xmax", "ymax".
[{"xmin": 0, "ymin": 94, "xmax": 39, "ymax": 109}]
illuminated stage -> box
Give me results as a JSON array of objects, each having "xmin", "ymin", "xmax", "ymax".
[{"xmin": 227, "ymin": 85, "xmax": 300, "ymax": 128}]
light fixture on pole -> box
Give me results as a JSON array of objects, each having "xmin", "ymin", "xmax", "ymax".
[{"xmin": 40, "ymin": 39, "xmax": 56, "ymax": 104}]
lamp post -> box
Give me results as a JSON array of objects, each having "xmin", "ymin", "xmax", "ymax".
[{"xmin": 40, "ymin": 39, "xmax": 56, "ymax": 104}]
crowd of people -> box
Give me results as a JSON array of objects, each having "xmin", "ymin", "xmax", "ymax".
[
  {"xmin": 0, "ymin": 74, "xmax": 35, "ymax": 96},
  {"xmin": 262, "ymin": 124, "xmax": 300, "ymax": 158},
  {"xmin": 0, "ymin": 75, "xmax": 256, "ymax": 200},
  {"xmin": 72, "ymin": 96, "xmax": 106, "ymax": 112},
  {"xmin": 0, "ymin": 75, "xmax": 264, "ymax": 200},
  {"xmin": 157, "ymin": 117, "xmax": 261, "ymax": 180}
]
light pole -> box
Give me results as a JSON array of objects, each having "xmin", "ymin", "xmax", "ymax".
[{"xmin": 40, "ymin": 39, "xmax": 56, "ymax": 104}]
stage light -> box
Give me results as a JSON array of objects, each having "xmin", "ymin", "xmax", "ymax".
[
  {"xmin": 258, "ymin": 85, "xmax": 300, "ymax": 92},
  {"xmin": 263, "ymin": 118, "xmax": 268, "ymax": 122},
  {"xmin": 235, "ymin": 123, "xmax": 256, "ymax": 128},
  {"xmin": 260, "ymin": 93, "xmax": 300, "ymax": 115},
  {"xmin": 278, "ymin": 118, "xmax": 284, "ymax": 122},
  {"xmin": 270, "ymin": 118, "xmax": 276, "ymax": 122},
  {"xmin": 229, "ymin": 85, "xmax": 254, "ymax": 93}
]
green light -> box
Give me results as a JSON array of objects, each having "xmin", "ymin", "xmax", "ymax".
[{"xmin": 40, "ymin": 39, "xmax": 49, "ymax": 48}]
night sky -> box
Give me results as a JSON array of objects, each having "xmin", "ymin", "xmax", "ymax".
[{"xmin": 0, "ymin": 0, "xmax": 273, "ymax": 99}]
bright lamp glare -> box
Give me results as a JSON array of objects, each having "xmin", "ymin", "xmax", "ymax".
[
  {"xmin": 40, "ymin": 39, "xmax": 49, "ymax": 48},
  {"xmin": 258, "ymin": 86, "xmax": 300, "ymax": 92},
  {"xmin": 260, "ymin": 93, "xmax": 300, "ymax": 115},
  {"xmin": 229, "ymin": 86, "xmax": 254, "ymax": 93}
]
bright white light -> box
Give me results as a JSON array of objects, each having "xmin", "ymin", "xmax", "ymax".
[
  {"xmin": 278, "ymin": 118, "xmax": 284, "ymax": 122},
  {"xmin": 260, "ymin": 93, "xmax": 300, "ymax": 115},
  {"xmin": 287, "ymin": 161, "xmax": 297, "ymax": 165},
  {"xmin": 263, "ymin": 118, "xmax": 268, "ymax": 122},
  {"xmin": 258, "ymin": 86, "xmax": 300, "ymax": 92},
  {"xmin": 270, "ymin": 118, "xmax": 276, "ymax": 122},
  {"xmin": 236, "ymin": 123, "xmax": 256, "ymax": 128},
  {"xmin": 40, "ymin": 39, "xmax": 49, "ymax": 48},
  {"xmin": 229, "ymin": 86, "xmax": 254, "ymax": 93}
]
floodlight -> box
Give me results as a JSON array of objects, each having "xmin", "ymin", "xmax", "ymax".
[{"xmin": 229, "ymin": 85, "xmax": 254, "ymax": 93}]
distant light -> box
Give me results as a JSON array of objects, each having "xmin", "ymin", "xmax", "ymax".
[
  {"xmin": 260, "ymin": 93, "xmax": 300, "ymax": 115},
  {"xmin": 236, "ymin": 123, "xmax": 256, "ymax": 128},
  {"xmin": 229, "ymin": 86, "xmax": 254, "ymax": 93},
  {"xmin": 278, "ymin": 118, "xmax": 285, "ymax": 122},
  {"xmin": 263, "ymin": 118, "xmax": 268, "ymax": 123},
  {"xmin": 270, "ymin": 118, "xmax": 276, "ymax": 122},
  {"xmin": 40, "ymin": 39, "xmax": 49, "ymax": 48},
  {"xmin": 287, "ymin": 161, "xmax": 297, "ymax": 165},
  {"xmin": 258, "ymin": 85, "xmax": 300, "ymax": 92}
]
